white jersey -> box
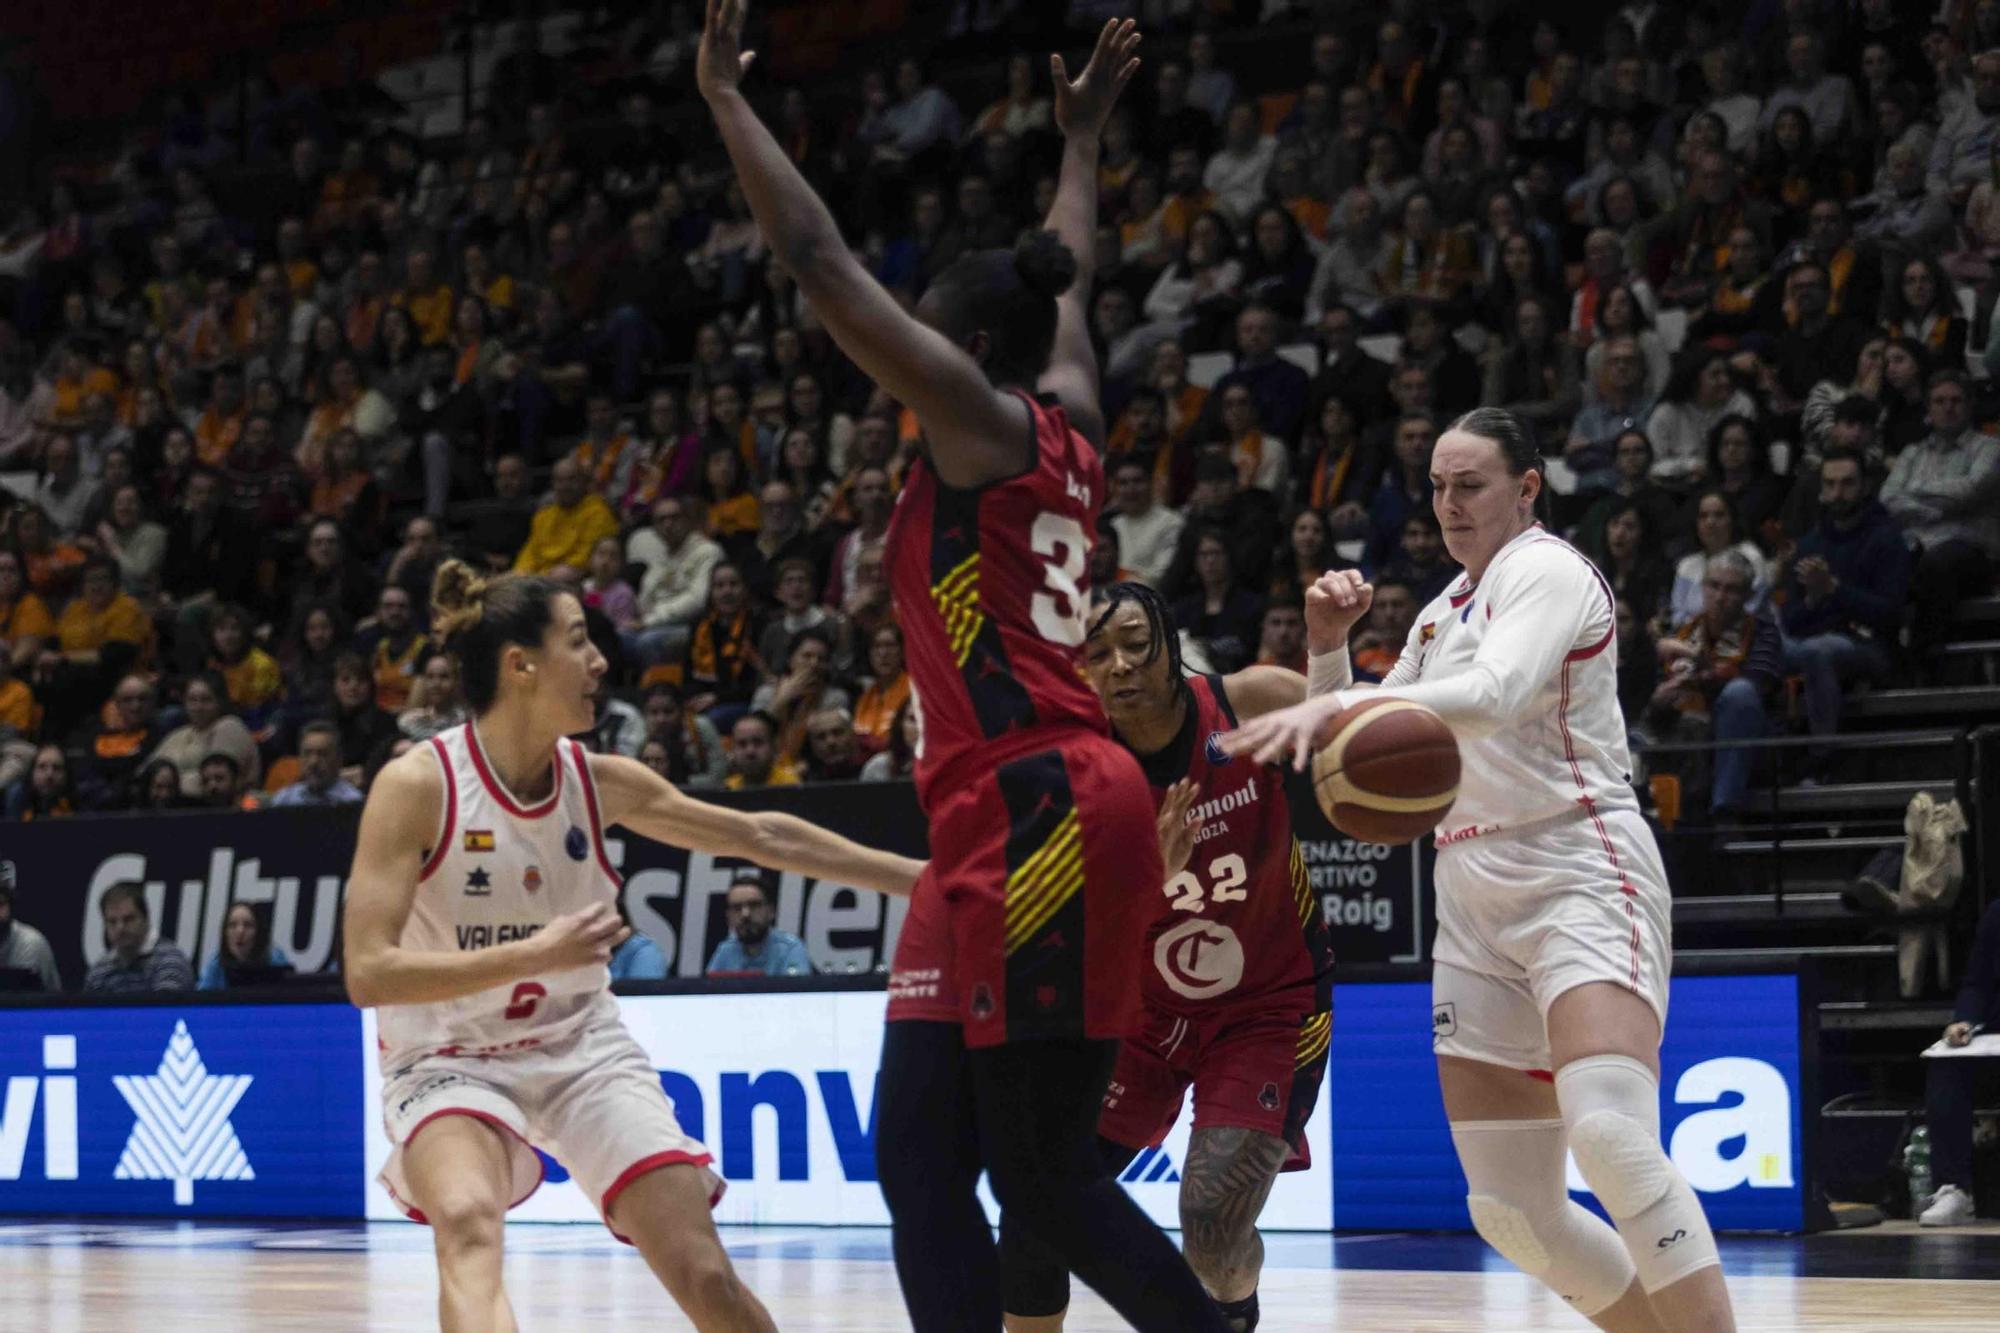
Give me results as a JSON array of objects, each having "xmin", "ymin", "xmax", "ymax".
[
  {"xmin": 375, "ymin": 723, "xmax": 622, "ymax": 1073},
  {"xmin": 1374, "ymin": 526, "xmax": 1637, "ymax": 839}
]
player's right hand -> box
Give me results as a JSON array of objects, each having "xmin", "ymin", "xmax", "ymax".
[
  {"xmin": 1052, "ymin": 18, "xmax": 1141, "ymax": 141},
  {"xmin": 534, "ymin": 903, "xmax": 630, "ymax": 971},
  {"xmin": 1156, "ymin": 779, "xmax": 1202, "ymax": 877}
]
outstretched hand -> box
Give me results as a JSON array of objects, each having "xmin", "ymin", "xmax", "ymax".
[
  {"xmin": 1220, "ymin": 691, "xmax": 1352, "ymax": 771},
  {"xmin": 697, "ymin": 0, "xmax": 757, "ymax": 101},
  {"xmin": 1156, "ymin": 778, "xmax": 1203, "ymax": 877},
  {"xmin": 1052, "ymin": 18, "xmax": 1142, "ymax": 141}
]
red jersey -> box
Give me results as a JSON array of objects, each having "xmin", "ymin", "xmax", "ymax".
[
  {"xmin": 1136, "ymin": 674, "xmax": 1333, "ymax": 1019},
  {"xmin": 886, "ymin": 391, "xmax": 1110, "ymax": 811}
]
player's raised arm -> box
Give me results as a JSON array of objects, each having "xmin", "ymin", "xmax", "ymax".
[
  {"xmin": 697, "ymin": 0, "xmax": 1025, "ymax": 489},
  {"xmin": 1223, "ymin": 569, "xmax": 1376, "ymax": 721},
  {"xmin": 1035, "ymin": 19, "xmax": 1142, "ymax": 447},
  {"xmin": 590, "ymin": 752, "xmax": 925, "ymax": 897},
  {"xmin": 1225, "ymin": 549, "xmax": 1600, "ymax": 768},
  {"xmin": 342, "ymin": 750, "xmax": 625, "ymax": 1008}
]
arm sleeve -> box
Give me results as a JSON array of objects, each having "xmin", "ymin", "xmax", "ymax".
[{"xmin": 1367, "ymin": 547, "xmax": 1608, "ymax": 740}]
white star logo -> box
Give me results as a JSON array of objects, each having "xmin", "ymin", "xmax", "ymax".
[{"xmin": 112, "ymin": 1020, "xmax": 255, "ymax": 1206}]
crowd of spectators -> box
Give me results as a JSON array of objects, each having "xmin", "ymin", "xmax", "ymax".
[{"xmin": 2, "ymin": 0, "xmax": 1999, "ymax": 835}]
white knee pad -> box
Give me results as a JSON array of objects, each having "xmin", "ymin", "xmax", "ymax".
[
  {"xmin": 1556, "ymin": 1055, "xmax": 1721, "ymax": 1293},
  {"xmin": 1452, "ymin": 1118, "xmax": 1635, "ymax": 1317}
]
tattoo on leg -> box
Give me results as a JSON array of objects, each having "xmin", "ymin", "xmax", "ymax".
[{"xmin": 1178, "ymin": 1127, "xmax": 1289, "ymax": 1300}]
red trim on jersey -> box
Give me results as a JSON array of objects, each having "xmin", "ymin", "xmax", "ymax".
[
  {"xmin": 1565, "ymin": 554, "xmax": 1620, "ymax": 663},
  {"xmin": 1557, "ymin": 661, "xmax": 1641, "ymax": 990},
  {"xmin": 1526, "ymin": 1068, "xmax": 1555, "ymax": 1084},
  {"xmin": 569, "ymin": 741, "xmax": 624, "ymax": 886},
  {"xmin": 465, "ymin": 722, "xmax": 563, "ymax": 819},
  {"xmin": 602, "ymin": 1149, "xmax": 721, "ymax": 1243},
  {"xmin": 397, "ymin": 1108, "xmax": 546, "ymax": 1221},
  {"xmin": 418, "ymin": 737, "xmax": 457, "ymax": 882}
]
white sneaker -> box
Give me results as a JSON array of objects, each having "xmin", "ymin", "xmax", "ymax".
[{"xmin": 1920, "ymin": 1183, "xmax": 1976, "ymax": 1226}]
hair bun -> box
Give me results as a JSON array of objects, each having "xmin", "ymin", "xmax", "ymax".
[
  {"xmin": 430, "ymin": 558, "xmax": 489, "ymax": 644},
  {"xmin": 1013, "ymin": 231, "xmax": 1078, "ymax": 300}
]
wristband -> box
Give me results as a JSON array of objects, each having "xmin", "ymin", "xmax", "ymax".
[{"xmin": 1306, "ymin": 647, "xmax": 1352, "ymax": 698}]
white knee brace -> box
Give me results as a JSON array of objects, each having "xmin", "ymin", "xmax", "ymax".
[
  {"xmin": 1452, "ymin": 1118, "xmax": 1635, "ymax": 1317},
  {"xmin": 1556, "ymin": 1054, "xmax": 1721, "ymax": 1293}
]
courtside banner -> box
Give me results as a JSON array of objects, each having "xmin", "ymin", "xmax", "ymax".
[
  {"xmin": 3, "ymin": 783, "xmax": 929, "ymax": 989},
  {"xmin": 0, "ymin": 1003, "xmax": 365, "ymax": 1217},
  {"xmin": 1328, "ymin": 973, "xmax": 1807, "ymax": 1232},
  {"xmin": 361, "ymin": 992, "xmax": 1334, "ymax": 1231}
]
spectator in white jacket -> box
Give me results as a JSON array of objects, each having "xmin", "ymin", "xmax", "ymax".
[
  {"xmin": 1107, "ymin": 453, "xmax": 1185, "ymax": 587},
  {"xmin": 1645, "ymin": 348, "xmax": 1760, "ymax": 493},
  {"xmin": 1203, "ymin": 103, "xmax": 1275, "ymax": 228},
  {"xmin": 624, "ymin": 495, "xmax": 722, "ymax": 666}
]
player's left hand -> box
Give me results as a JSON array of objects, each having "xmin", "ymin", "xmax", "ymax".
[
  {"xmin": 1156, "ymin": 778, "xmax": 1202, "ymax": 876},
  {"xmin": 696, "ymin": 0, "xmax": 757, "ymax": 101},
  {"xmin": 1221, "ymin": 690, "xmax": 1351, "ymax": 771},
  {"xmin": 1052, "ymin": 18, "xmax": 1141, "ymax": 142},
  {"xmin": 1305, "ymin": 568, "xmax": 1372, "ymax": 655}
]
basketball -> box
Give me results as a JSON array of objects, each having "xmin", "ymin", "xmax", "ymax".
[{"xmin": 1310, "ymin": 698, "xmax": 1460, "ymax": 845}]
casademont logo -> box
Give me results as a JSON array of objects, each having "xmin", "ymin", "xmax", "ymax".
[{"xmin": 112, "ymin": 1021, "xmax": 255, "ymax": 1205}]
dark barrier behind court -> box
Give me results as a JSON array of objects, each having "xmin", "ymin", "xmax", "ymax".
[{"xmin": 3, "ymin": 776, "xmax": 1430, "ymax": 990}]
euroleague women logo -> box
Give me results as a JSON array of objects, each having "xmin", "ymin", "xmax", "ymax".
[{"xmin": 1152, "ymin": 918, "xmax": 1245, "ymax": 1000}]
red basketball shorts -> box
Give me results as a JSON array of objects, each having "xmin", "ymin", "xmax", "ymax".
[
  {"xmin": 1096, "ymin": 1003, "xmax": 1332, "ymax": 1170},
  {"xmin": 886, "ymin": 731, "xmax": 1159, "ymax": 1050}
]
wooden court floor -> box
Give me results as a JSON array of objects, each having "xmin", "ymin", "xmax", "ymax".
[{"xmin": 1, "ymin": 1221, "xmax": 1995, "ymax": 1331}]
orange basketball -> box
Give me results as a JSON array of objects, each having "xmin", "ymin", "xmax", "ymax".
[{"xmin": 1310, "ymin": 697, "xmax": 1460, "ymax": 845}]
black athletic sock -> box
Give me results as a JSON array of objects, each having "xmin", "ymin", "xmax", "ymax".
[
  {"xmin": 1218, "ymin": 1291, "xmax": 1260, "ymax": 1332},
  {"xmin": 876, "ymin": 1021, "xmax": 1002, "ymax": 1333},
  {"xmin": 972, "ymin": 1038, "xmax": 1230, "ymax": 1333}
]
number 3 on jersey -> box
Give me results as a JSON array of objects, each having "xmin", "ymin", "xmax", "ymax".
[
  {"xmin": 1164, "ymin": 853, "xmax": 1248, "ymax": 913},
  {"xmin": 1030, "ymin": 511, "xmax": 1089, "ymax": 645}
]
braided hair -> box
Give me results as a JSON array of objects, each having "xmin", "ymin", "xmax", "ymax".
[{"xmin": 1087, "ymin": 580, "xmax": 1193, "ymax": 707}]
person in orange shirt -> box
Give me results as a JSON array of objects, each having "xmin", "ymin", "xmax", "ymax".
[
  {"xmin": 45, "ymin": 342, "xmax": 120, "ymax": 427},
  {"xmin": 344, "ymin": 249, "xmax": 389, "ymax": 352},
  {"xmin": 192, "ymin": 365, "xmax": 247, "ymax": 468},
  {"xmin": 55, "ymin": 559, "xmax": 153, "ymax": 667},
  {"xmin": 460, "ymin": 241, "xmax": 515, "ymax": 318},
  {"xmin": 0, "ymin": 551, "xmax": 56, "ymax": 670},
  {"xmin": 394, "ymin": 246, "xmax": 454, "ymax": 346},
  {"xmin": 850, "ymin": 621, "xmax": 910, "ymax": 753}
]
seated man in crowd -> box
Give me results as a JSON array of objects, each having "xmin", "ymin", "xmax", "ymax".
[
  {"xmin": 1881, "ymin": 370, "xmax": 2000, "ymax": 670},
  {"xmin": 801, "ymin": 706, "xmax": 865, "ymax": 783},
  {"xmin": 724, "ymin": 710, "xmax": 800, "ymax": 790},
  {"xmin": 706, "ymin": 867, "xmax": 814, "ymax": 977},
  {"xmin": 1254, "ymin": 594, "xmax": 1307, "ymax": 672},
  {"xmin": 1350, "ymin": 578, "xmax": 1416, "ymax": 682},
  {"xmin": 269, "ymin": 720, "xmax": 364, "ymax": 807},
  {"xmin": 1781, "ymin": 449, "xmax": 1911, "ymax": 771},
  {"xmin": 1646, "ymin": 551, "xmax": 1782, "ymax": 819},
  {"xmin": 84, "ymin": 881, "xmax": 192, "ymax": 994},
  {"xmin": 0, "ymin": 861, "xmax": 61, "ymax": 992}
]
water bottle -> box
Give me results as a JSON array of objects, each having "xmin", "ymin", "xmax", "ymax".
[{"xmin": 1905, "ymin": 1125, "xmax": 1933, "ymax": 1213}]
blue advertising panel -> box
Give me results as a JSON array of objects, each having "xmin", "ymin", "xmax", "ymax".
[
  {"xmin": 0, "ymin": 1004, "xmax": 364, "ymax": 1218},
  {"xmin": 1328, "ymin": 973, "xmax": 1805, "ymax": 1232}
]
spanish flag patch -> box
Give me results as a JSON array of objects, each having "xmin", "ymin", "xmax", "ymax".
[
  {"xmin": 1419, "ymin": 622, "xmax": 1438, "ymax": 645},
  {"xmin": 463, "ymin": 830, "xmax": 496, "ymax": 852}
]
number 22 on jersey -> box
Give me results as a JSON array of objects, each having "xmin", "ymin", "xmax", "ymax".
[{"xmin": 1164, "ymin": 852, "xmax": 1249, "ymax": 913}]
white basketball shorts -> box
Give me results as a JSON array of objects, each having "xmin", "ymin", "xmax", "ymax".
[
  {"xmin": 379, "ymin": 1015, "xmax": 721, "ymax": 1241},
  {"xmin": 1430, "ymin": 804, "xmax": 1672, "ymax": 1073}
]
